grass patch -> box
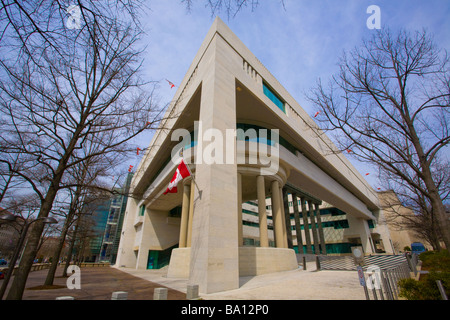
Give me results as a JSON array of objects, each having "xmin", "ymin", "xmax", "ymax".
[{"xmin": 398, "ymin": 250, "xmax": 450, "ymax": 300}]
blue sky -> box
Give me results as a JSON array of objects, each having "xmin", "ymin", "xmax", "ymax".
[{"xmin": 133, "ymin": 0, "xmax": 450, "ymax": 188}]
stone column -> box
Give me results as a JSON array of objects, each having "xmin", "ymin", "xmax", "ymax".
[
  {"xmin": 308, "ymin": 200, "xmax": 320, "ymax": 254},
  {"xmin": 300, "ymin": 197, "xmax": 313, "ymax": 254},
  {"xmin": 282, "ymin": 188, "xmax": 293, "ymax": 249},
  {"xmin": 292, "ymin": 193, "xmax": 303, "ymax": 254},
  {"xmin": 188, "ymin": 33, "xmax": 239, "ymax": 294},
  {"xmin": 271, "ymin": 180, "xmax": 284, "ymax": 248},
  {"xmin": 186, "ymin": 179, "xmax": 195, "ymax": 247},
  {"xmin": 349, "ymin": 217, "xmax": 374, "ymax": 255},
  {"xmin": 279, "ymin": 187, "xmax": 288, "ymax": 248},
  {"xmin": 237, "ymin": 172, "xmax": 243, "ymax": 246},
  {"xmin": 314, "ymin": 203, "xmax": 327, "ymax": 255},
  {"xmin": 116, "ymin": 197, "xmax": 139, "ymax": 268},
  {"xmin": 179, "ymin": 182, "xmax": 191, "ymax": 248},
  {"xmin": 257, "ymin": 176, "xmax": 269, "ymax": 247}
]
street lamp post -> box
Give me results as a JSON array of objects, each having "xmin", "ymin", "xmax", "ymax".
[{"xmin": 0, "ymin": 213, "xmax": 57, "ymax": 300}]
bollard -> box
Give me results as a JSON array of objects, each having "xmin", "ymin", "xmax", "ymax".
[
  {"xmin": 154, "ymin": 288, "xmax": 168, "ymax": 300},
  {"xmin": 302, "ymin": 256, "xmax": 307, "ymax": 270},
  {"xmin": 436, "ymin": 280, "xmax": 448, "ymax": 300},
  {"xmin": 56, "ymin": 296, "xmax": 75, "ymax": 300},
  {"xmin": 111, "ymin": 291, "xmax": 128, "ymax": 300},
  {"xmin": 315, "ymin": 255, "xmax": 321, "ymax": 271},
  {"xmin": 186, "ymin": 284, "xmax": 199, "ymax": 300}
]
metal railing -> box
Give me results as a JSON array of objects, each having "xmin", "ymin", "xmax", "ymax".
[
  {"xmin": 360, "ymin": 262, "xmax": 411, "ymax": 300},
  {"xmin": 314, "ymin": 253, "xmax": 423, "ymax": 300}
]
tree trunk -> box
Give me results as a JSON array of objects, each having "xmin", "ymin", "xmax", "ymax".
[
  {"xmin": 63, "ymin": 215, "xmax": 81, "ymax": 277},
  {"xmin": 44, "ymin": 211, "xmax": 74, "ymax": 286},
  {"xmin": 418, "ymin": 145, "xmax": 450, "ymax": 252},
  {"xmin": 5, "ymin": 212, "xmax": 47, "ymax": 299},
  {"xmin": 428, "ymin": 192, "xmax": 450, "ymax": 252},
  {"xmin": 406, "ymin": 111, "xmax": 450, "ymax": 253}
]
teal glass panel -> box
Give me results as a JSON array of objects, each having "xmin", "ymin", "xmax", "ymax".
[
  {"xmin": 263, "ymin": 82, "xmax": 285, "ymax": 113},
  {"xmin": 139, "ymin": 205, "xmax": 145, "ymax": 216}
]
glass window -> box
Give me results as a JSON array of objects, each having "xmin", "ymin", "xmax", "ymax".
[
  {"xmin": 263, "ymin": 82, "xmax": 285, "ymax": 113},
  {"xmin": 139, "ymin": 205, "xmax": 145, "ymax": 217}
]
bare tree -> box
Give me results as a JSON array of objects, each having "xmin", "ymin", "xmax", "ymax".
[
  {"xmin": 308, "ymin": 28, "xmax": 450, "ymax": 252},
  {"xmin": 0, "ymin": 194, "xmax": 44, "ymax": 299},
  {"xmin": 0, "ymin": 155, "xmax": 24, "ymax": 205},
  {"xmin": 0, "ymin": 1, "xmax": 164, "ymax": 300},
  {"xmin": 380, "ymin": 159, "xmax": 449, "ymax": 250},
  {"xmin": 0, "ymin": 0, "xmax": 286, "ymax": 300},
  {"xmin": 182, "ymin": 0, "xmax": 285, "ymax": 18}
]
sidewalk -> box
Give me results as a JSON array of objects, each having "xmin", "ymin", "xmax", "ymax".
[
  {"xmin": 1, "ymin": 263, "xmax": 367, "ymax": 300},
  {"xmin": 1, "ymin": 266, "xmax": 186, "ymax": 300},
  {"xmin": 119, "ymin": 261, "xmax": 366, "ymax": 300}
]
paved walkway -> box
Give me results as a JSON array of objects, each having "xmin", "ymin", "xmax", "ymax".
[
  {"xmin": 119, "ymin": 261, "xmax": 366, "ymax": 300},
  {"xmin": 1, "ymin": 262, "xmax": 366, "ymax": 300},
  {"xmin": 1, "ymin": 266, "xmax": 186, "ymax": 300}
]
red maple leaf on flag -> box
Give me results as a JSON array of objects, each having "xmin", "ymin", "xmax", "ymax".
[{"xmin": 164, "ymin": 160, "xmax": 191, "ymax": 195}]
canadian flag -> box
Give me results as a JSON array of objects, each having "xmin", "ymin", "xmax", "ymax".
[
  {"xmin": 163, "ymin": 160, "xmax": 191, "ymax": 195},
  {"xmin": 166, "ymin": 79, "xmax": 175, "ymax": 89}
]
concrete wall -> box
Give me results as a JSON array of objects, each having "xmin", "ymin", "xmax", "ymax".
[
  {"xmin": 239, "ymin": 247, "xmax": 298, "ymax": 276},
  {"xmin": 115, "ymin": 197, "xmax": 139, "ymax": 268},
  {"xmin": 115, "ymin": 197, "xmax": 181, "ymax": 269},
  {"xmin": 168, "ymin": 247, "xmax": 298, "ymax": 278}
]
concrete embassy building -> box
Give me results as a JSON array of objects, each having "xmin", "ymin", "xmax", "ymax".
[{"xmin": 116, "ymin": 18, "xmax": 394, "ymax": 294}]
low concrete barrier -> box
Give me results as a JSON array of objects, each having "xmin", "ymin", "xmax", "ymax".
[
  {"xmin": 111, "ymin": 291, "xmax": 128, "ymax": 300},
  {"xmin": 56, "ymin": 296, "xmax": 75, "ymax": 300},
  {"xmin": 78, "ymin": 262, "xmax": 111, "ymax": 268},
  {"xmin": 154, "ymin": 288, "xmax": 168, "ymax": 300}
]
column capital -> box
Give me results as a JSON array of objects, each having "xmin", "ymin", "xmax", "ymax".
[
  {"xmin": 237, "ymin": 165, "xmax": 288, "ymax": 186},
  {"xmin": 183, "ymin": 177, "xmax": 193, "ymax": 185}
]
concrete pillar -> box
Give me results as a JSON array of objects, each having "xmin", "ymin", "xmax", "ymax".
[
  {"xmin": 187, "ymin": 179, "xmax": 195, "ymax": 247},
  {"xmin": 135, "ymin": 207, "xmax": 151, "ymax": 269},
  {"xmin": 314, "ymin": 203, "xmax": 327, "ymax": 255},
  {"xmin": 115, "ymin": 197, "xmax": 139, "ymax": 268},
  {"xmin": 256, "ymin": 176, "xmax": 269, "ymax": 247},
  {"xmin": 300, "ymin": 197, "xmax": 313, "ymax": 254},
  {"xmin": 237, "ymin": 172, "xmax": 243, "ymax": 246},
  {"xmin": 271, "ymin": 180, "xmax": 284, "ymax": 248},
  {"xmin": 188, "ymin": 33, "xmax": 239, "ymax": 294},
  {"xmin": 308, "ymin": 200, "xmax": 320, "ymax": 254},
  {"xmin": 351, "ymin": 217, "xmax": 374, "ymax": 255},
  {"xmin": 179, "ymin": 182, "xmax": 191, "ymax": 248},
  {"xmin": 279, "ymin": 187, "xmax": 288, "ymax": 248},
  {"xmin": 282, "ymin": 189, "xmax": 293, "ymax": 249},
  {"xmin": 292, "ymin": 193, "xmax": 303, "ymax": 254}
]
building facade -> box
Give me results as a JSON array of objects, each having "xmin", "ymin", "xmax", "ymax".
[
  {"xmin": 99, "ymin": 173, "xmax": 133, "ymax": 264},
  {"xmin": 116, "ymin": 18, "xmax": 393, "ymax": 294}
]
